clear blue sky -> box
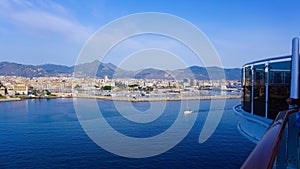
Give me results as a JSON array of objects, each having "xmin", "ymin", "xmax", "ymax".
[{"xmin": 0, "ymin": 0, "xmax": 300, "ymax": 69}]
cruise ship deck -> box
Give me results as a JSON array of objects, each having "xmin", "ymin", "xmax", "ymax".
[{"xmin": 236, "ymin": 38, "xmax": 300, "ymax": 169}]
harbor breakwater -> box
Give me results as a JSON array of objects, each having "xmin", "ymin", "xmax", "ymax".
[{"xmin": 0, "ymin": 95, "xmax": 240, "ymax": 102}]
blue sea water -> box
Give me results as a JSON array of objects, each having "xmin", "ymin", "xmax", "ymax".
[{"xmin": 0, "ymin": 98, "xmax": 255, "ymax": 169}]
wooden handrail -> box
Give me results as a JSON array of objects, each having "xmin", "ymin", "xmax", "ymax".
[{"xmin": 241, "ymin": 109, "xmax": 299, "ymax": 169}]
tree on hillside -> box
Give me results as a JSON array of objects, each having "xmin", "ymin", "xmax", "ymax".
[{"xmin": 102, "ymin": 86, "xmax": 112, "ymax": 90}]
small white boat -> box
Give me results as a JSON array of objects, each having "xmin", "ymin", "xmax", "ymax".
[
  {"xmin": 184, "ymin": 101, "xmax": 193, "ymax": 115},
  {"xmin": 184, "ymin": 110, "xmax": 193, "ymax": 115}
]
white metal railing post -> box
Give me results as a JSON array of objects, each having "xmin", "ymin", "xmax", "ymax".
[
  {"xmin": 287, "ymin": 37, "xmax": 299, "ymax": 168},
  {"xmin": 265, "ymin": 62, "xmax": 269, "ymax": 118},
  {"xmin": 290, "ymin": 38, "xmax": 300, "ymax": 100}
]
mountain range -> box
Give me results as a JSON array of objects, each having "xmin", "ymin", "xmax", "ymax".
[{"xmin": 0, "ymin": 61, "xmax": 241, "ymax": 80}]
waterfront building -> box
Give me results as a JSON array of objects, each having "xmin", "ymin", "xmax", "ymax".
[
  {"xmin": 0, "ymin": 86, "xmax": 5, "ymax": 96},
  {"xmin": 183, "ymin": 78, "xmax": 191, "ymax": 87},
  {"xmin": 104, "ymin": 75, "xmax": 108, "ymax": 82},
  {"xmin": 6, "ymin": 86, "xmax": 14, "ymax": 96},
  {"xmin": 14, "ymin": 84, "xmax": 27, "ymax": 95}
]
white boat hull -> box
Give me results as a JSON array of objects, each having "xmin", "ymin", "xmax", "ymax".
[{"xmin": 184, "ymin": 110, "xmax": 193, "ymax": 115}]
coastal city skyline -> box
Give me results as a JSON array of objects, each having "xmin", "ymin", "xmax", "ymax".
[
  {"xmin": 1, "ymin": 0, "xmax": 300, "ymax": 69},
  {"xmin": 2, "ymin": 1, "xmax": 299, "ymax": 167}
]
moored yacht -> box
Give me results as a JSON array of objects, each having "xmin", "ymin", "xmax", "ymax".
[
  {"xmin": 184, "ymin": 110, "xmax": 193, "ymax": 115},
  {"xmin": 184, "ymin": 101, "xmax": 193, "ymax": 115}
]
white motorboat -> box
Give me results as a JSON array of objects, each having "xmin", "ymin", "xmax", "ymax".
[{"xmin": 184, "ymin": 110, "xmax": 193, "ymax": 115}]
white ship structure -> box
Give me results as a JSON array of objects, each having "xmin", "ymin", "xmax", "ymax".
[{"xmin": 235, "ymin": 38, "xmax": 300, "ymax": 169}]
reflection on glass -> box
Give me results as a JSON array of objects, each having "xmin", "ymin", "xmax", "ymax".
[
  {"xmin": 268, "ymin": 61, "xmax": 290, "ymax": 119},
  {"xmin": 242, "ymin": 66, "xmax": 252, "ymax": 113},
  {"xmin": 253, "ymin": 64, "xmax": 265, "ymax": 117},
  {"xmin": 241, "ymin": 58, "xmax": 291, "ymax": 119}
]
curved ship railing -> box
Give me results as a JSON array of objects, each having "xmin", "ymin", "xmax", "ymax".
[{"xmin": 241, "ymin": 109, "xmax": 299, "ymax": 169}]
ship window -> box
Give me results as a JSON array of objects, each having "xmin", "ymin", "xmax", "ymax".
[
  {"xmin": 268, "ymin": 60, "xmax": 291, "ymax": 118},
  {"xmin": 242, "ymin": 58, "xmax": 291, "ymax": 119},
  {"xmin": 253, "ymin": 64, "xmax": 266, "ymax": 117},
  {"xmin": 273, "ymin": 72, "xmax": 282, "ymax": 84},
  {"xmin": 269, "ymin": 61, "xmax": 291, "ymax": 85},
  {"xmin": 242, "ymin": 65, "xmax": 252, "ymax": 113}
]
